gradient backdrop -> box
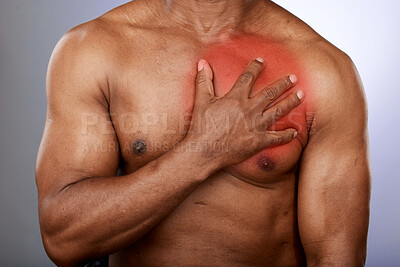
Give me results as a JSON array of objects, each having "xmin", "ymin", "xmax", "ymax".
[{"xmin": 0, "ymin": 0, "xmax": 398, "ymax": 266}]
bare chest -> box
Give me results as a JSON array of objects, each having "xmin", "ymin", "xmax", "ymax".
[{"xmin": 108, "ymin": 34, "xmax": 313, "ymax": 184}]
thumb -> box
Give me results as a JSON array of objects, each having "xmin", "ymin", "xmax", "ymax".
[{"xmin": 195, "ymin": 59, "xmax": 215, "ymax": 105}]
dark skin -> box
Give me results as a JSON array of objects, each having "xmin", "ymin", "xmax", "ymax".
[{"xmin": 36, "ymin": 0, "xmax": 371, "ymax": 266}]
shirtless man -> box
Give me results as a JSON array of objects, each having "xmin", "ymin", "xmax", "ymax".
[{"xmin": 35, "ymin": 0, "xmax": 371, "ymax": 266}]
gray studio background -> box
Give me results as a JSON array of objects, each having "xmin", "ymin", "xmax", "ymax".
[{"xmin": 0, "ymin": 0, "xmax": 399, "ymax": 266}]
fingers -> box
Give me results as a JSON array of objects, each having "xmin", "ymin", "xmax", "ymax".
[
  {"xmin": 227, "ymin": 58, "xmax": 265, "ymax": 98},
  {"xmin": 195, "ymin": 59, "xmax": 215, "ymax": 105},
  {"xmin": 261, "ymin": 90, "xmax": 304, "ymax": 127},
  {"xmin": 264, "ymin": 129, "xmax": 298, "ymax": 147},
  {"xmin": 251, "ymin": 74, "xmax": 297, "ymax": 108}
]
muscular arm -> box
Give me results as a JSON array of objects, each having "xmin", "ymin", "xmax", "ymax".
[{"xmin": 298, "ymin": 52, "xmax": 371, "ymax": 266}]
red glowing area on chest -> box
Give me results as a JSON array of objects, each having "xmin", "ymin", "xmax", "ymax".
[{"xmin": 187, "ymin": 35, "xmax": 314, "ymax": 173}]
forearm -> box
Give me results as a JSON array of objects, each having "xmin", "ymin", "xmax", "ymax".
[{"xmin": 40, "ymin": 142, "xmax": 218, "ymax": 266}]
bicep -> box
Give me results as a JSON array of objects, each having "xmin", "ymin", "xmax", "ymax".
[
  {"xmin": 298, "ymin": 128, "xmax": 370, "ymax": 249},
  {"xmin": 36, "ymin": 32, "xmax": 119, "ymax": 199},
  {"xmin": 297, "ymin": 56, "xmax": 371, "ymax": 263}
]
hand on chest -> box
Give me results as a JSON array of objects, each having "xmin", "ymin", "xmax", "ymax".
[{"xmin": 113, "ymin": 34, "xmax": 313, "ymax": 182}]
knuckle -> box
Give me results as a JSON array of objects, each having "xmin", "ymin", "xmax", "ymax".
[
  {"xmin": 269, "ymin": 135, "xmax": 283, "ymax": 145},
  {"xmin": 293, "ymin": 93, "xmax": 301, "ymax": 104},
  {"xmin": 274, "ymin": 106, "xmax": 284, "ymax": 117},
  {"xmin": 195, "ymin": 74, "xmax": 207, "ymax": 85},
  {"xmin": 196, "ymin": 73, "xmax": 208, "ymax": 84},
  {"xmin": 265, "ymin": 87, "xmax": 277, "ymax": 100},
  {"xmin": 262, "ymin": 113, "xmax": 273, "ymax": 126},
  {"xmin": 283, "ymin": 131, "xmax": 292, "ymax": 140},
  {"xmin": 281, "ymin": 77, "xmax": 292, "ymax": 89},
  {"xmin": 241, "ymin": 71, "xmax": 255, "ymax": 83},
  {"xmin": 286, "ymin": 95, "xmax": 300, "ymax": 110},
  {"xmin": 282, "ymin": 77, "xmax": 291, "ymax": 88}
]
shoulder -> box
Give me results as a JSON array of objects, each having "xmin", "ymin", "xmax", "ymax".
[
  {"xmin": 287, "ymin": 38, "xmax": 367, "ymax": 139},
  {"xmin": 265, "ymin": 0, "xmax": 361, "ymax": 92},
  {"xmin": 271, "ymin": 6, "xmax": 366, "ymax": 127},
  {"xmin": 48, "ymin": 1, "xmax": 164, "ymax": 81},
  {"xmin": 266, "ymin": 10, "xmax": 368, "ymax": 146},
  {"xmin": 50, "ymin": 0, "xmax": 156, "ymax": 69},
  {"xmin": 47, "ymin": 4, "xmax": 149, "ymax": 101},
  {"xmin": 46, "ymin": 14, "xmax": 131, "ymax": 113},
  {"xmin": 303, "ymin": 40, "xmax": 366, "ymax": 126},
  {"xmin": 46, "ymin": 20, "xmax": 113, "ymax": 104},
  {"xmin": 267, "ymin": 3, "xmax": 367, "ymax": 131},
  {"xmin": 50, "ymin": 17, "xmax": 122, "ymax": 70}
]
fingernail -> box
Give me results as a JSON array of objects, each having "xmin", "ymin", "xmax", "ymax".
[
  {"xmin": 289, "ymin": 74, "xmax": 297, "ymax": 84},
  {"xmin": 198, "ymin": 60, "xmax": 205, "ymax": 72},
  {"xmin": 256, "ymin": 57, "xmax": 264, "ymax": 64},
  {"xmin": 297, "ymin": 90, "xmax": 304, "ymax": 100},
  {"xmin": 293, "ymin": 131, "xmax": 298, "ymax": 138}
]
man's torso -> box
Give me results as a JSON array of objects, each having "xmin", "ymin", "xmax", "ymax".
[{"xmin": 78, "ymin": 1, "xmax": 326, "ymax": 265}]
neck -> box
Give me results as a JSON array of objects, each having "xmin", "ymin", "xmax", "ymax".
[{"xmin": 158, "ymin": 0, "xmax": 263, "ymax": 40}]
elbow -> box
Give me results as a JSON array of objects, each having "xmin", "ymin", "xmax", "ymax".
[
  {"xmin": 40, "ymin": 217, "xmax": 86, "ymax": 267},
  {"xmin": 39, "ymin": 202, "xmax": 84, "ymax": 266},
  {"xmin": 305, "ymin": 246, "xmax": 367, "ymax": 267},
  {"xmin": 41, "ymin": 233, "xmax": 80, "ymax": 267},
  {"xmin": 306, "ymin": 257, "xmax": 365, "ymax": 267},
  {"xmin": 42, "ymin": 230, "xmax": 104, "ymax": 267},
  {"xmin": 42, "ymin": 228, "xmax": 98, "ymax": 267}
]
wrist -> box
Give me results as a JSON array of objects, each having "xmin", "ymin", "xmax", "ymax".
[{"xmin": 173, "ymin": 139, "xmax": 223, "ymax": 175}]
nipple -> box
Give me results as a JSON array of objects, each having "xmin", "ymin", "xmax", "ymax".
[
  {"xmin": 132, "ymin": 140, "xmax": 147, "ymax": 155},
  {"xmin": 257, "ymin": 154, "xmax": 275, "ymax": 171}
]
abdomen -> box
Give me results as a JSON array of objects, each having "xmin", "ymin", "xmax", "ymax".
[{"xmin": 110, "ymin": 171, "xmax": 305, "ymax": 266}]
